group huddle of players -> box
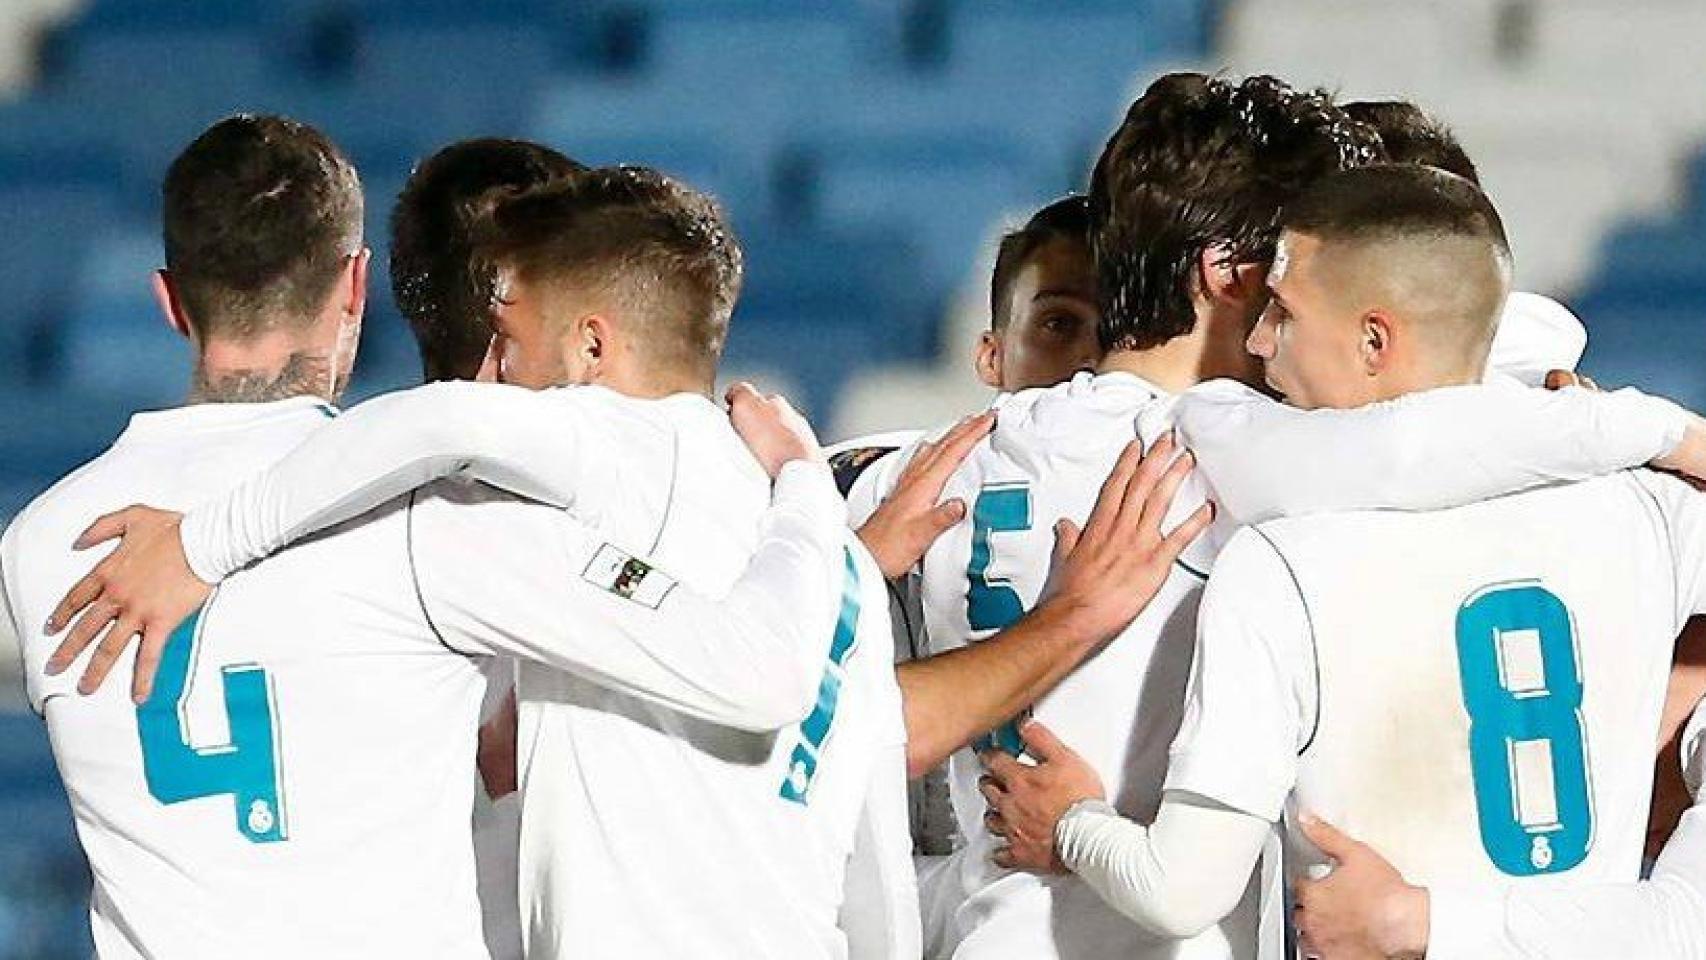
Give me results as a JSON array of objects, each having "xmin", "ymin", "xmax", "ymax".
[{"xmin": 4, "ymin": 69, "xmax": 1706, "ymax": 960}]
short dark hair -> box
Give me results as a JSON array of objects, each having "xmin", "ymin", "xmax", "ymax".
[
  {"xmin": 1282, "ymin": 164, "xmax": 1508, "ymax": 256},
  {"xmin": 1344, "ymin": 100, "xmax": 1480, "ymax": 185},
  {"xmin": 1089, "ymin": 73, "xmax": 1383, "ymax": 352},
  {"xmin": 990, "ymin": 194, "xmax": 1091, "ymax": 331},
  {"xmin": 473, "ymin": 165, "xmax": 742, "ymax": 377},
  {"xmin": 162, "ymin": 114, "xmax": 362, "ymax": 340},
  {"xmin": 390, "ymin": 139, "xmax": 585, "ymax": 381}
]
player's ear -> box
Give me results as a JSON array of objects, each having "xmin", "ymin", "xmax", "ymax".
[
  {"xmin": 1196, "ymin": 245, "xmax": 1241, "ymax": 304},
  {"xmin": 152, "ymin": 269, "xmax": 194, "ymax": 341},
  {"xmin": 975, "ymin": 330, "xmax": 1004, "ymax": 390},
  {"xmin": 1361, "ymin": 310, "xmax": 1393, "ymax": 374},
  {"xmin": 340, "ymin": 248, "xmax": 370, "ymax": 322}
]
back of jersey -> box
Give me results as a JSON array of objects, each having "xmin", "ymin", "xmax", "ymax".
[
  {"xmin": 914, "ymin": 372, "xmax": 1253, "ymax": 960},
  {"xmin": 1261, "ymin": 471, "xmax": 1700, "ymax": 887},
  {"xmin": 0, "ymin": 400, "xmax": 488, "ymax": 959},
  {"xmin": 511, "ymin": 392, "xmax": 906, "ymax": 959}
]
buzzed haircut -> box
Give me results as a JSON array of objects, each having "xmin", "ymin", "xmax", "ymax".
[
  {"xmin": 473, "ymin": 165, "xmax": 742, "ymax": 377},
  {"xmin": 1284, "ymin": 164, "xmax": 1512, "ymax": 365},
  {"xmin": 1090, "ymin": 72, "xmax": 1383, "ymax": 352},
  {"xmin": 989, "ymin": 194, "xmax": 1091, "ymax": 331},
  {"xmin": 390, "ymin": 139, "xmax": 585, "ymax": 381},
  {"xmin": 1345, "ymin": 100, "xmax": 1480, "ymax": 185},
  {"xmin": 162, "ymin": 114, "xmax": 363, "ymax": 341}
]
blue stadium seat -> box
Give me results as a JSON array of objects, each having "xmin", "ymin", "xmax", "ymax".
[
  {"xmin": 643, "ymin": 7, "xmax": 866, "ymax": 97},
  {"xmin": 530, "ymin": 77, "xmax": 790, "ymax": 175},
  {"xmin": 1578, "ymin": 307, "xmax": 1706, "ymax": 410},
  {"xmin": 800, "ymin": 134, "xmax": 1048, "ymax": 315},
  {"xmin": 353, "ymin": 25, "xmax": 556, "ymax": 137},
  {"xmin": 0, "ymin": 181, "xmax": 119, "ymax": 384},
  {"xmin": 60, "ymin": 227, "xmax": 188, "ymax": 402},
  {"xmin": 542, "ymin": 132, "xmax": 766, "ymax": 226}
]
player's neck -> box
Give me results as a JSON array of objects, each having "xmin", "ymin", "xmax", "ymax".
[
  {"xmin": 1096, "ymin": 303, "xmax": 1259, "ymax": 395},
  {"xmin": 192, "ymin": 333, "xmax": 340, "ymax": 405}
]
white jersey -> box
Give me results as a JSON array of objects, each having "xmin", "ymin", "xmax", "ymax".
[
  {"xmin": 1171, "ymin": 471, "xmax": 1706, "ymax": 894},
  {"xmin": 0, "ymin": 398, "xmax": 491, "ymax": 960},
  {"xmin": 909, "ymin": 372, "xmax": 1258, "ymax": 960},
  {"xmin": 175, "ymin": 382, "xmax": 918, "ymax": 960}
]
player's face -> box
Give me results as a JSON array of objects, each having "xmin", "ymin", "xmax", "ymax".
[
  {"xmin": 488, "ymin": 274, "xmax": 571, "ymax": 389},
  {"xmin": 983, "ymin": 238, "xmax": 1102, "ymax": 391},
  {"xmin": 1246, "ymin": 232, "xmax": 1368, "ymax": 410}
]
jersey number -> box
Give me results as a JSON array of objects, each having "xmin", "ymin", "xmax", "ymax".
[
  {"xmin": 136, "ymin": 608, "xmax": 288, "ymax": 843},
  {"xmin": 965, "ymin": 484, "xmax": 1032, "ymax": 755},
  {"xmin": 780, "ymin": 549, "xmax": 862, "ymax": 804},
  {"xmin": 1455, "ymin": 583, "xmax": 1591, "ymax": 875}
]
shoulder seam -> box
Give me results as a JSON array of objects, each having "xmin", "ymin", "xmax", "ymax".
[
  {"xmin": 1248, "ymin": 526, "xmax": 1322, "ymax": 756},
  {"xmin": 405, "ymin": 490, "xmax": 478, "ymax": 659}
]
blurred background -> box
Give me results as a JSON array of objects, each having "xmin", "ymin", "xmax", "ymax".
[{"xmin": 0, "ymin": 0, "xmax": 1704, "ymax": 954}]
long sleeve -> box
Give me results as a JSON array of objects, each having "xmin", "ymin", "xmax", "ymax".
[
  {"xmin": 839, "ymin": 742, "xmax": 923, "ymax": 960},
  {"xmin": 1055, "ymin": 792, "xmax": 1274, "ymax": 939},
  {"xmin": 1175, "ymin": 378, "xmax": 1687, "ymax": 526},
  {"xmin": 405, "ymin": 461, "xmax": 846, "ymax": 732},
  {"xmin": 1430, "ymin": 702, "xmax": 1706, "ymax": 959},
  {"xmin": 181, "ymin": 381, "xmax": 597, "ymax": 583}
]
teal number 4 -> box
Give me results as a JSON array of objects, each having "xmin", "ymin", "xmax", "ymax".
[
  {"xmin": 136, "ymin": 608, "xmax": 288, "ymax": 843},
  {"xmin": 966, "ymin": 484, "xmax": 1032, "ymax": 756},
  {"xmin": 780, "ymin": 549, "xmax": 863, "ymax": 805},
  {"xmin": 1455, "ymin": 583, "xmax": 1591, "ymax": 876}
]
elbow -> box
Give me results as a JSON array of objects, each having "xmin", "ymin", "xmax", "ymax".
[{"xmin": 1122, "ymin": 898, "xmax": 1221, "ymax": 941}]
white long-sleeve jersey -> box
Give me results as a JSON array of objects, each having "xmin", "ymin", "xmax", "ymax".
[
  {"xmin": 0, "ymin": 393, "xmax": 875, "ymax": 959},
  {"xmin": 169, "ymin": 380, "xmax": 919, "ymax": 960}
]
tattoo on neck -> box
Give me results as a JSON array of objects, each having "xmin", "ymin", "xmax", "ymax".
[{"xmin": 191, "ymin": 351, "xmax": 335, "ymax": 404}]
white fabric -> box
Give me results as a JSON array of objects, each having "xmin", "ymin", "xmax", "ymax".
[
  {"xmin": 1054, "ymin": 795, "xmax": 1274, "ymax": 940},
  {"xmin": 472, "ymin": 658, "xmax": 522, "ymax": 960},
  {"xmin": 175, "ymin": 382, "xmax": 918, "ymax": 959},
  {"xmin": 0, "ymin": 398, "xmax": 491, "ymax": 960},
  {"xmin": 1486, "ymin": 292, "xmax": 1589, "ymax": 387},
  {"xmin": 1428, "ymin": 697, "xmax": 1706, "ymax": 959},
  {"xmin": 908, "ymin": 371, "xmax": 1262, "ymax": 960},
  {"xmin": 1175, "ymin": 378, "xmax": 1686, "ymax": 526},
  {"xmin": 1175, "ymin": 471, "xmax": 1706, "ymax": 898}
]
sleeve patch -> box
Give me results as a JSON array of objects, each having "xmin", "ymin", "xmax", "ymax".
[{"xmin": 582, "ymin": 544, "xmax": 677, "ymax": 609}]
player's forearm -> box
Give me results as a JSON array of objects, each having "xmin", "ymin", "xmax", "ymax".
[
  {"xmin": 896, "ymin": 601, "xmax": 1100, "ymax": 778},
  {"xmin": 1176, "ymin": 379, "xmax": 1688, "ymax": 525},
  {"xmin": 181, "ymin": 382, "xmax": 576, "ymax": 581},
  {"xmin": 1055, "ymin": 792, "xmax": 1270, "ymax": 939},
  {"xmin": 439, "ymin": 462, "xmax": 845, "ymax": 733}
]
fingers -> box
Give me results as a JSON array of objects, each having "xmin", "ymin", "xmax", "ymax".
[
  {"xmin": 46, "ymin": 566, "xmax": 108, "ymax": 641},
  {"xmin": 1050, "ymin": 519, "xmax": 1081, "ymax": 563},
  {"xmin": 1543, "ymin": 369, "xmax": 1578, "ymax": 391},
  {"xmin": 1299, "ymin": 814, "xmax": 1358, "ymax": 860},
  {"xmin": 1017, "ymin": 719, "xmax": 1067, "ymax": 762},
  {"xmin": 129, "ymin": 626, "xmax": 170, "ymax": 705},
  {"xmin": 1116, "ymin": 431, "xmax": 1177, "ymax": 532},
  {"xmin": 1135, "ymin": 448, "xmax": 1195, "ymax": 539},
  {"xmin": 980, "ymin": 749, "xmax": 1024, "ymax": 782},
  {"xmin": 977, "ymin": 773, "xmax": 1007, "ymax": 807},
  {"xmin": 927, "ymin": 498, "xmax": 968, "ymax": 535},
  {"xmin": 992, "ymin": 845, "xmax": 1017, "ymax": 870},
  {"xmin": 896, "ymin": 411, "xmax": 994, "ymax": 495},
  {"xmin": 1157, "ymin": 501, "xmax": 1215, "ymax": 564},
  {"xmin": 73, "ymin": 509, "xmax": 132, "ymax": 551},
  {"xmin": 77, "ymin": 612, "xmax": 143, "ymax": 696},
  {"xmin": 983, "ymin": 809, "xmax": 1009, "ymax": 838},
  {"xmin": 1081, "ymin": 440, "xmax": 1144, "ymax": 545},
  {"xmin": 47, "ymin": 597, "xmax": 117, "ymax": 674}
]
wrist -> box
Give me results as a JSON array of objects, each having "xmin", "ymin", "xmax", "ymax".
[{"xmin": 1030, "ymin": 592, "xmax": 1119, "ymax": 649}]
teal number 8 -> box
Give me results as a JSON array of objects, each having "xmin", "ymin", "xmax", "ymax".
[
  {"xmin": 1455, "ymin": 583, "xmax": 1591, "ymax": 876},
  {"xmin": 966, "ymin": 484, "xmax": 1032, "ymax": 755},
  {"xmin": 136, "ymin": 608, "xmax": 287, "ymax": 843}
]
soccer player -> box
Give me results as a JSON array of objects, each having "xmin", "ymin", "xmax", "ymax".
[
  {"xmin": 985, "ymin": 165, "xmax": 1706, "ymax": 954},
  {"xmin": 35, "ymin": 164, "xmax": 935, "ymax": 959},
  {"xmin": 387, "ymin": 136, "xmax": 586, "ymax": 960},
  {"xmin": 974, "ymin": 194, "xmax": 1102, "ymax": 395},
  {"xmin": 1291, "ymin": 696, "xmax": 1706, "ymax": 959},
  {"xmin": 0, "ymin": 124, "xmax": 867, "ymax": 958}
]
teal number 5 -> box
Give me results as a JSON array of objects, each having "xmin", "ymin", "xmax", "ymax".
[
  {"xmin": 136, "ymin": 608, "xmax": 287, "ymax": 843},
  {"xmin": 1455, "ymin": 583, "xmax": 1591, "ymax": 875},
  {"xmin": 966, "ymin": 484, "xmax": 1032, "ymax": 755}
]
